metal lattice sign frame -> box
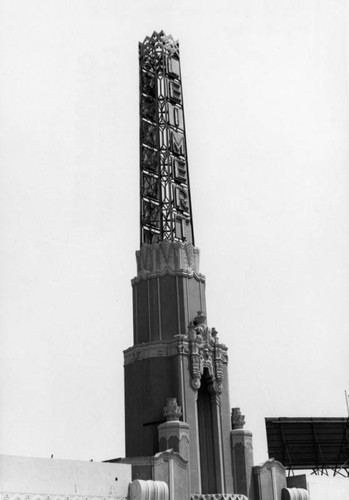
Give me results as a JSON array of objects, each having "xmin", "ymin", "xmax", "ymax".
[{"xmin": 139, "ymin": 31, "xmax": 194, "ymax": 246}]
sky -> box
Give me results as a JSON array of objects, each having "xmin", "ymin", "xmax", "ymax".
[{"xmin": 0, "ymin": 0, "xmax": 349, "ymax": 466}]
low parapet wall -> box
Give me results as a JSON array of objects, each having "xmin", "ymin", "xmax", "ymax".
[{"xmin": 0, "ymin": 455, "xmax": 131, "ymax": 500}]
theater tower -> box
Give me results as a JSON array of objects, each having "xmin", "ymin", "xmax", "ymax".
[{"xmin": 123, "ymin": 31, "xmax": 253, "ymax": 497}]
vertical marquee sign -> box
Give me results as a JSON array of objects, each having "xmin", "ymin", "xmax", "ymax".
[{"xmin": 139, "ymin": 31, "xmax": 194, "ymax": 246}]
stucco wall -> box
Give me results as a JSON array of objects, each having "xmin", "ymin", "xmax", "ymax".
[{"xmin": 0, "ymin": 455, "xmax": 131, "ymax": 499}]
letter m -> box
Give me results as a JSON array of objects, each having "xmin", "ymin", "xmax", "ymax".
[{"xmin": 170, "ymin": 130, "xmax": 185, "ymax": 156}]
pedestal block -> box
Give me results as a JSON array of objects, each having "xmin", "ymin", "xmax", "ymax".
[
  {"xmin": 253, "ymin": 459, "xmax": 286, "ymax": 500},
  {"xmin": 231, "ymin": 429, "xmax": 254, "ymax": 497},
  {"xmin": 153, "ymin": 450, "xmax": 190, "ymax": 500}
]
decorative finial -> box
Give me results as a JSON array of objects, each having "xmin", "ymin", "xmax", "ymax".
[
  {"xmin": 163, "ymin": 398, "xmax": 182, "ymax": 421},
  {"xmin": 192, "ymin": 311, "xmax": 207, "ymax": 327},
  {"xmin": 231, "ymin": 408, "xmax": 245, "ymax": 430}
]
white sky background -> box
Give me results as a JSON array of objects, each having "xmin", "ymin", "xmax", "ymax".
[{"xmin": 1, "ymin": 0, "xmax": 349, "ymax": 465}]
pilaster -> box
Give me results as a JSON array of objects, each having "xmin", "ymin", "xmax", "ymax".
[
  {"xmin": 231, "ymin": 408, "xmax": 254, "ymax": 498},
  {"xmin": 158, "ymin": 398, "xmax": 190, "ymax": 461}
]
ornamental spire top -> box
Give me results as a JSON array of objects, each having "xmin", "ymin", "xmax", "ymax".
[{"xmin": 139, "ymin": 31, "xmax": 194, "ymax": 246}]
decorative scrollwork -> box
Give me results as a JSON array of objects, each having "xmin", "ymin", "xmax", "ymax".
[
  {"xmin": 188, "ymin": 312, "xmax": 228, "ymax": 393},
  {"xmin": 163, "ymin": 397, "xmax": 182, "ymax": 421},
  {"xmin": 136, "ymin": 240, "xmax": 201, "ymax": 277}
]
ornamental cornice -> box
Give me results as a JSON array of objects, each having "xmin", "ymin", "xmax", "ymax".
[
  {"xmin": 131, "ymin": 267, "xmax": 205, "ymax": 286},
  {"xmin": 123, "ymin": 327, "xmax": 229, "ymax": 381},
  {"xmin": 231, "ymin": 435, "xmax": 253, "ymax": 449},
  {"xmin": 124, "ymin": 317, "xmax": 229, "ymax": 395},
  {"xmin": 124, "ymin": 338, "xmax": 189, "ymax": 366},
  {"xmin": 134, "ymin": 241, "xmax": 202, "ymax": 282},
  {"xmin": 153, "ymin": 450, "xmax": 188, "ymax": 469},
  {"xmin": 158, "ymin": 426, "xmax": 190, "ymax": 444},
  {"xmin": 254, "ymin": 458, "xmax": 286, "ymax": 475}
]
